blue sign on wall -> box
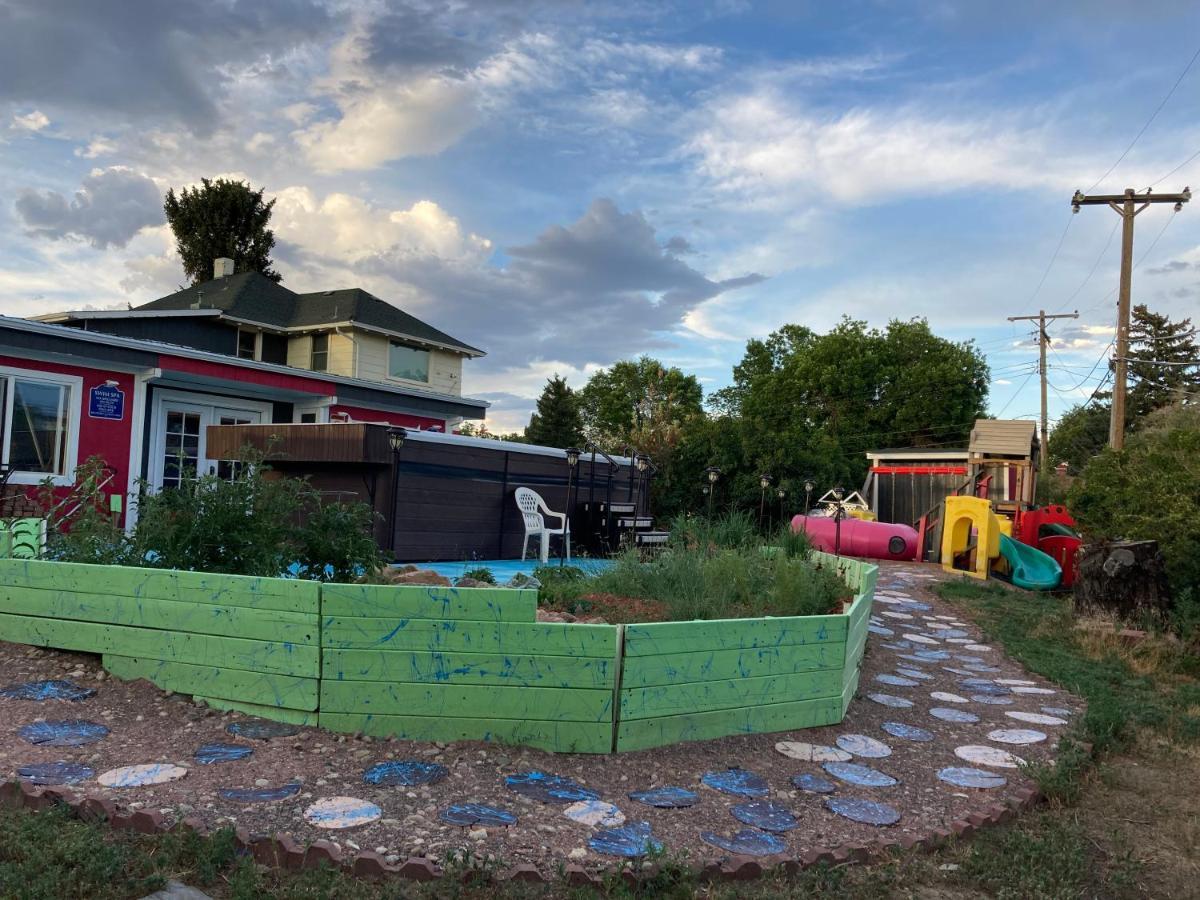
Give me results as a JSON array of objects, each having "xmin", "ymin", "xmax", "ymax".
[{"xmin": 88, "ymin": 384, "xmax": 125, "ymax": 420}]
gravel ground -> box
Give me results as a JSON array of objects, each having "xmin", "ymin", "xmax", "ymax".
[{"xmin": 0, "ymin": 562, "xmax": 1079, "ymax": 873}]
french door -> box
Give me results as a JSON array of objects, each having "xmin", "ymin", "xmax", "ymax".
[{"xmin": 150, "ymin": 393, "xmax": 268, "ymax": 490}]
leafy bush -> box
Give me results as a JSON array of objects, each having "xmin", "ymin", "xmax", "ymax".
[
  {"xmin": 460, "ymin": 567, "xmax": 496, "ymax": 584},
  {"xmin": 667, "ymin": 509, "xmax": 760, "ymax": 553}
]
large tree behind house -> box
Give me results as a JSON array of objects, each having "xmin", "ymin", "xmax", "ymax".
[{"xmin": 164, "ymin": 178, "xmax": 281, "ymax": 284}]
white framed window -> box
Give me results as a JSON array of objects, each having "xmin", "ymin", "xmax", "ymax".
[
  {"xmin": 147, "ymin": 389, "xmax": 272, "ymax": 491},
  {"xmin": 0, "ymin": 366, "xmax": 82, "ymax": 486},
  {"xmin": 236, "ymin": 328, "xmax": 260, "ymax": 360},
  {"xmin": 388, "ymin": 341, "xmax": 430, "ymax": 382},
  {"xmin": 310, "ymin": 333, "xmax": 329, "ymax": 372}
]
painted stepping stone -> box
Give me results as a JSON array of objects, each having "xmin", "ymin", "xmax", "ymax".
[
  {"xmin": 629, "ymin": 786, "xmax": 698, "ymax": 808},
  {"xmin": 363, "ymin": 760, "xmax": 448, "ymax": 787},
  {"xmin": 17, "ymin": 761, "xmax": 94, "ymax": 785},
  {"xmin": 589, "ymin": 822, "xmax": 662, "ymax": 858},
  {"xmin": 1042, "ymin": 706, "xmax": 1073, "ymax": 717},
  {"xmin": 896, "ymin": 667, "xmax": 933, "ymax": 680},
  {"xmin": 866, "ymin": 693, "xmax": 914, "ymax": 708},
  {"xmin": 875, "ymin": 674, "xmax": 918, "ymax": 687},
  {"xmin": 1007, "ymin": 711, "xmax": 1068, "ymax": 726},
  {"xmin": 1011, "ymin": 686, "xmax": 1056, "ymax": 695},
  {"xmin": 913, "ymin": 650, "xmax": 951, "ymax": 661},
  {"xmin": 945, "ymin": 638, "xmax": 974, "ymax": 644},
  {"xmin": 439, "ymin": 803, "xmax": 517, "ymax": 827},
  {"xmin": 902, "ymin": 634, "xmax": 940, "ymax": 645},
  {"xmin": 701, "ymin": 768, "xmax": 769, "ymax": 797},
  {"xmin": 954, "ymin": 745, "xmax": 1025, "ymax": 769},
  {"xmin": 194, "ymin": 743, "xmax": 253, "ymax": 765},
  {"xmin": 881, "ymin": 722, "xmax": 934, "ymax": 742},
  {"xmin": 0, "ymin": 680, "xmax": 95, "ymax": 702},
  {"xmin": 930, "ymin": 692, "xmax": 969, "ymax": 704},
  {"xmin": 964, "ymin": 644, "xmax": 993, "ymax": 652},
  {"xmin": 791, "ymin": 773, "xmax": 837, "ymax": 794},
  {"xmin": 564, "ymin": 799, "xmax": 625, "ymax": 827},
  {"xmin": 98, "ymin": 764, "xmax": 187, "ymax": 788},
  {"xmin": 930, "ymin": 707, "xmax": 980, "ymax": 724},
  {"xmin": 18, "ymin": 720, "xmax": 109, "ymax": 746},
  {"xmin": 942, "ymin": 667, "xmax": 975, "ymax": 676},
  {"xmin": 899, "ymin": 601, "xmax": 932, "ymax": 611},
  {"xmin": 964, "ymin": 663, "xmax": 1002, "ymax": 673},
  {"xmin": 963, "ymin": 682, "xmax": 1011, "ymax": 696},
  {"xmin": 836, "ymin": 734, "xmax": 892, "ymax": 758},
  {"xmin": 225, "ymin": 720, "xmax": 299, "ymax": 740},
  {"xmin": 996, "ymin": 679, "xmax": 1036, "ymax": 686},
  {"xmin": 505, "ymin": 772, "xmax": 598, "ymax": 804},
  {"xmin": 218, "ymin": 781, "xmax": 302, "ymax": 803},
  {"xmin": 822, "ymin": 761, "xmax": 898, "ymax": 787},
  {"xmin": 987, "ymin": 728, "xmax": 1047, "ymax": 745},
  {"xmin": 303, "ymin": 797, "xmax": 381, "ymax": 829},
  {"xmin": 938, "ymin": 629, "xmax": 970, "ymax": 639},
  {"xmin": 925, "ymin": 622, "xmax": 951, "ymax": 630},
  {"xmin": 937, "ymin": 767, "xmax": 1007, "ymax": 789},
  {"xmin": 931, "ymin": 615, "xmax": 958, "ymax": 621},
  {"xmin": 775, "ymin": 742, "xmax": 850, "ymax": 763},
  {"xmin": 868, "ymin": 625, "xmax": 895, "ymax": 636},
  {"xmin": 972, "ymin": 695, "xmax": 1015, "ymax": 705},
  {"xmin": 882, "ymin": 611, "xmax": 914, "ymax": 620},
  {"xmin": 882, "ymin": 641, "xmax": 917, "ymax": 651},
  {"xmin": 824, "ymin": 797, "xmax": 901, "ymax": 826},
  {"xmin": 731, "ymin": 800, "xmax": 798, "ymax": 833},
  {"xmin": 700, "ymin": 828, "xmax": 786, "ymax": 856},
  {"xmin": 956, "ymin": 656, "xmax": 986, "ymax": 664}
]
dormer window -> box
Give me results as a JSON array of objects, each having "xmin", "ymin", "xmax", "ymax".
[
  {"xmin": 388, "ymin": 341, "xmax": 429, "ymax": 382},
  {"xmin": 236, "ymin": 328, "xmax": 258, "ymax": 360}
]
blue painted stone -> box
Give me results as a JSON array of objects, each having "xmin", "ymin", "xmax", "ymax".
[
  {"xmin": 938, "ymin": 629, "xmax": 970, "ymax": 639},
  {"xmin": 791, "ymin": 772, "xmax": 837, "ymax": 793},
  {"xmin": 628, "ymin": 786, "xmax": 699, "ymax": 808},
  {"xmin": 868, "ymin": 624, "xmax": 894, "ymax": 636},
  {"xmin": 0, "ymin": 680, "xmax": 95, "ymax": 702},
  {"xmin": 701, "ymin": 768, "xmax": 768, "ymax": 797},
  {"xmin": 439, "ymin": 803, "xmax": 518, "ymax": 827},
  {"xmin": 937, "ymin": 767, "xmax": 1007, "ymax": 789},
  {"xmin": 896, "ymin": 667, "xmax": 933, "ymax": 680},
  {"xmin": 866, "ymin": 693, "xmax": 913, "ymax": 708},
  {"xmin": 17, "ymin": 761, "xmax": 94, "ymax": 785},
  {"xmin": 218, "ymin": 781, "xmax": 302, "ymax": 803},
  {"xmin": 955, "ymin": 656, "xmax": 986, "ymax": 665},
  {"xmin": 971, "ymin": 694, "xmax": 1015, "ymax": 705},
  {"xmin": 821, "ymin": 762, "xmax": 898, "ymax": 787},
  {"xmin": 194, "ymin": 743, "xmax": 253, "ymax": 765},
  {"xmin": 1042, "ymin": 706, "xmax": 1073, "ymax": 717},
  {"xmin": 898, "ymin": 601, "xmax": 932, "ymax": 611},
  {"xmin": 363, "ymin": 760, "xmax": 448, "ymax": 787},
  {"xmin": 731, "ymin": 800, "xmax": 798, "ymax": 833},
  {"xmin": 961, "ymin": 681, "xmax": 1011, "ymax": 696},
  {"xmin": 913, "ymin": 650, "xmax": 951, "ymax": 661},
  {"xmin": 930, "ymin": 707, "xmax": 981, "ymax": 724},
  {"xmin": 18, "ymin": 720, "xmax": 109, "ymax": 746},
  {"xmin": 881, "ymin": 641, "xmax": 916, "ymax": 651},
  {"xmin": 881, "ymin": 721, "xmax": 934, "ymax": 742},
  {"xmin": 225, "ymin": 720, "xmax": 299, "ymax": 740},
  {"xmin": 942, "ymin": 667, "xmax": 975, "ymax": 676},
  {"xmin": 701, "ymin": 828, "xmax": 786, "ymax": 856},
  {"xmin": 505, "ymin": 772, "xmax": 598, "ymax": 804},
  {"xmin": 964, "ymin": 663, "xmax": 1002, "ymax": 673},
  {"xmin": 875, "ymin": 674, "xmax": 918, "ymax": 687},
  {"xmin": 824, "ymin": 797, "xmax": 901, "ymax": 826},
  {"xmin": 836, "ymin": 734, "xmax": 892, "ymax": 758},
  {"xmin": 588, "ymin": 822, "xmax": 662, "ymax": 858}
]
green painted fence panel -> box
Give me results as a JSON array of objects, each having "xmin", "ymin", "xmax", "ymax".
[
  {"xmin": 321, "ymin": 583, "xmax": 537, "ymax": 621},
  {"xmin": 615, "ymin": 695, "xmax": 845, "ymax": 752},
  {"xmin": 320, "ymin": 680, "xmax": 613, "ymax": 723},
  {"xmin": 103, "ymin": 654, "xmax": 319, "ymax": 711},
  {"xmin": 322, "ymin": 616, "xmax": 618, "ymax": 658},
  {"xmin": 200, "ymin": 696, "xmax": 318, "ymax": 727},
  {"xmin": 318, "ymin": 712, "xmax": 612, "ymax": 755},
  {"xmin": 622, "ymin": 614, "xmax": 847, "ymax": 656},
  {"xmin": 620, "ymin": 667, "xmax": 843, "ymax": 720},
  {"xmin": 619, "ymin": 642, "xmax": 843, "ymax": 689},
  {"xmin": 323, "ymin": 648, "xmax": 614, "ymax": 689}
]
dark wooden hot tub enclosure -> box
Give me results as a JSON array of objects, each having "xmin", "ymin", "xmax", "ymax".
[{"xmin": 205, "ymin": 423, "xmax": 643, "ymax": 561}]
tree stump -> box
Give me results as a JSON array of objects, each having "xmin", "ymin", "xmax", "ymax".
[{"xmin": 1074, "ymin": 541, "xmax": 1172, "ymax": 623}]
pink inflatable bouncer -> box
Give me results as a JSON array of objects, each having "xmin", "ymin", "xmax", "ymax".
[{"xmin": 792, "ymin": 514, "xmax": 918, "ymax": 562}]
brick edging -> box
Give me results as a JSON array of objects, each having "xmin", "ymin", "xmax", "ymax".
[{"xmin": 0, "ymin": 778, "xmax": 1045, "ymax": 885}]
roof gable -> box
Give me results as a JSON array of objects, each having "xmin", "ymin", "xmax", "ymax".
[{"xmin": 294, "ymin": 288, "xmax": 484, "ymax": 356}]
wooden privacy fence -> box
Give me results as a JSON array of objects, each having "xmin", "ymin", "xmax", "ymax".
[{"xmin": 0, "ymin": 554, "xmax": 875, "ymax": 754}]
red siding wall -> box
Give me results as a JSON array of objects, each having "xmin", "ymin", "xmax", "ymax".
[{"xmin": 329, "ymin": 404, "xmax": 446, "ymax": 431}]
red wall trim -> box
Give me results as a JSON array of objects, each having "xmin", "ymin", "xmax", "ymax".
[
  {"xmin": 870, "ymin": 465, "xmax": 968, "ymax": 475},
  {"xmin": 160, "ymin": 355, "xmax": 337, "ymax": 395}
]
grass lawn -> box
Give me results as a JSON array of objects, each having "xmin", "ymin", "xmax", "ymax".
[{"xmin": 3, "ymin": 577, "xmax": 1197, "ymax": 898}]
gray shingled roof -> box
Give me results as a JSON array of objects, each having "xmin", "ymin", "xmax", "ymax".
[{"xmin": 131, "ymin": 272, "xmax": 483, "ymax": 356}]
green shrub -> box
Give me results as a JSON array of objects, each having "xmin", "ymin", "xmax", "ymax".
[{"xmin": 460, "ymin": 567, "xmax": 496, "ymax": 584}]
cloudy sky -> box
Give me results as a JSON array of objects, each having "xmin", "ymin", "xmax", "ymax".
[{"xmin": 2, "ymin": 1, "xmax": 1199, "ymax": 432}]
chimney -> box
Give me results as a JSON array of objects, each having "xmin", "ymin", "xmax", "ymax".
[{"xmin": 213, "ymin": 257, "xmax": 235, "ymax": 279}]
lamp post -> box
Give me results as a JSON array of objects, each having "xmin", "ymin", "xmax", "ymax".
[
  {"xmin": 386, "ymin": 427, "xmax": 407, "ymax": 560},
  {"xmin": 705, "ymin": 466, "xmax": 721, "ymax": 519},
  {"xmin": 561, "ymin": 447, "xmax": 581, "ymax": 566},
  {"xmin": 831, "ymin": 484, "xmax": 846, "ymax": 557},
  {"xmin": 776, "ymin": 485, "xmax": 787, "ymax": 527},
  {"xmin": 758, "ymin": 473, "xmax": 773, "ymax": 528},
  {"xmin": 803, "ymin": 479, "xmax": 815, "ymax": 516}
]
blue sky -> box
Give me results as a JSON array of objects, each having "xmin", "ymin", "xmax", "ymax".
[{"xmin": 2, "ymin": 0, "xmax": 1199, "ymax": 433}]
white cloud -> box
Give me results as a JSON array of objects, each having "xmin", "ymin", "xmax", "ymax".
[
  {"xmin": 74, "ymin": 136, "xmax": 117, "ymax": 158},
  {"xmin": 11, "ymin": 109, "xmax": 49, "ymax": 132}
]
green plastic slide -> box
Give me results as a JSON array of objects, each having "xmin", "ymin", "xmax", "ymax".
[{"xmin": 997, "ymin": 533, "xmax": 1062, "ymax": 591}]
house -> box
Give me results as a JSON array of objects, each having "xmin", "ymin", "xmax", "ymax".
[{"xmin": 1, "ymin": 264, "xmax": 489, "ymax": 526}]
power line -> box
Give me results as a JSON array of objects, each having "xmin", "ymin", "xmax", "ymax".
[
  {"xmin": 1023, "ymin": 215, "xmax": 1074, "ymax": 311},
  {"xmin": 1084, "ymin": 42, "xmax": 1200, "ymax": 193},
  {"xmin": 993, "ymin": 369, "xmax": 1038, "ymax": 418},
  {"xmin": 1151, "ymin": 146, "xmax": 1200, "ymax": 188},
  {"xmin": 1053, "ymin": 218, "xmax": 1119, "ymax": 314}
]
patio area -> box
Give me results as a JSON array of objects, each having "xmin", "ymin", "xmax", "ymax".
[{"xmin": 401, "ymin": 557, "xmax": 615, "ymax": 583}]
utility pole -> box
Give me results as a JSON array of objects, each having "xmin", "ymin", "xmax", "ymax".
[
  {"xmin": 1007, "ymin": 309, "xmax": 1079, "ymax": 474},
  {"xmin": 1071, "ymin": 186, "xmax": 1190, "ymax": 449}
]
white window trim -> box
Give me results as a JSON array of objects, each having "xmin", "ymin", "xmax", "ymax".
[
  {"xmin": 147, "ymin": 389, "xmax": 273, "ymax": 490},
  {"xmin": 386, "ymin": 340, "xmax": 431, "ymax": 384},
  {"xmin": 0, "ymin": 365, "xmax": 83, "ymax": 486},
  {"xmin": 236, "ymin": 327, "xmax": 261, "ymax": 361}
]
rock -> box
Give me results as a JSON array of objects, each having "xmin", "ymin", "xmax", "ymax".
[
  {"xmin": 568, "ymin": 848, "xmax": 587, "ymax": 861},
  {"xmin": 388, "ymin": 569, "xmax": 452, "ymax": 587},
  {"xmin": 455, "ymin": 577, "xmax": 486, "ymax": 588},
  {"xmin": 139, "ymin": 881, "xmax": 214, "ymax": 900},
  {"xmin": 469, "ymin": 828, "xmax": 488, "ymax": 841}
]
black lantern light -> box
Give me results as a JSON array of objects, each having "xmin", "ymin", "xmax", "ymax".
[
  {"xmin": 704, "ymin": 466, "xmax": 721, "ymax": 518},
  {"xmin": 758, "ymin": 473, "xmax": 773, "ymax": 527},
  {"xmin": 561, "ymin": 448, "xmax": 582, "ymax": 566},
  {"xmin": 386, "ymin": 427, "xmax": 408, "ymax": 560}
]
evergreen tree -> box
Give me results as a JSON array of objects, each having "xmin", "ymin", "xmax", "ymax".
[
  {"xmin": 164, "ymin": 178, "xmax": 281, "ymax": 284},
  {"xmin": 1127, "ymin": 304, "xmax": 1198, "ymax": 422},
  {"xmin": 524, "ymin": 376, "xmax": 584, "ymax": 448}
]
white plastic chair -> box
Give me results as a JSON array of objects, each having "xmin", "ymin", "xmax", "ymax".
[{"xmin": 514, "ymin": 487, "xmax": 570, "ymax": 564}]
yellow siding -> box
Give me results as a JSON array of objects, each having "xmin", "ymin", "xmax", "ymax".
[
  {"xmin": 287, "ymin": 334, "xmax": 311, "ymax": 369},
  {"xmin": 284, "ymin": 329, "xmax": 464, "ymax": 395},
  {"xmin": 327, "ymin": 332, "xmax": 356, "ymax": 377}
]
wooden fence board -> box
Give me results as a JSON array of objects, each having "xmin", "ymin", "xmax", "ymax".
[
  {"xmin": 0, "ymin": 613, "xmax": 318, "ymax": 677},
  {"xmin": 0, "ymin": 585, "xmax": 317, "ymax": 644},
  {"xmin": 322, "ymin": 649, "xmax": 613, "ymax": 689},
  {"xmin": 320, "ymin": 584, "xmax": 536, "ymax": 622},
  {"xmin": 619, "ymin": 642, "xmax": 843, "ymax": 689},
  {"xmin": 622, "ymin": 614, "xmax": 847, "ymax": 656},
  {"xmin": 321, "ymin": 617, "xmax": 617, "ymax": 657},
  {"xmin": 103, "ymin": 654, "xmax": 318, "ymax": 711},
  {"xmin": 320, "ymin": 680, "xmax": 612, "ymax": 723},
  {"xmin": 317, "ymin": 712, "xmax": 611, "ymax": 755},
  {"xmin": 615, "ymin": 695, "xmax": 844, "ymax": 752},
  {"xmin": 620, "ymin": 668, "xmax": 843, "ymax": 720}
]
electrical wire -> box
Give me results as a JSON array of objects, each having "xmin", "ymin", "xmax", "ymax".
[
  {"xmin": 1150, "ymin": 146, "xmax": 1200, "ymax": 188},
  {"xmin": 1023, "ymin": 215, "xmax": 1074, "ymax": 312},
  {"xmin": 1052, "ymin": 218, "xmax": 1119, "ymax": 315},
  {"xmin": 1081, "ymin": 209, "xmax": 1179, "ymax": 314},
  {"xmin": 1084, "ymin": 42, "xmax": 1200, "ymax": 193}
]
